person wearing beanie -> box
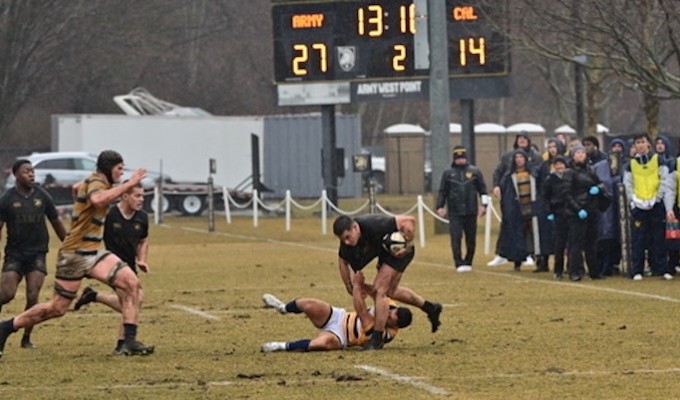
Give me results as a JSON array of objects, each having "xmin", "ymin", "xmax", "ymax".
[
  {"xmin": 624, "ymin": 133, "xmax": 673, "ymax": 281},
  {"xmin": 570, "ymin": 143, "xmax": 586, "ymax": 158},
  {"xmin": 654, "ymin": 135, "xmax": 676, "ymax": 171},
  {"xmin": 582, "ymin": 135, "xmax": 607, "ymax": 165},
  {"xmin": 436, "ymin": 146, "xmax": 489, "ymax": 272}
]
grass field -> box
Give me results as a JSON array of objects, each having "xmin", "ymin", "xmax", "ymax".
[{"xmin": 1, "ymin": 197, "xmax": 680, "ymax": 399}]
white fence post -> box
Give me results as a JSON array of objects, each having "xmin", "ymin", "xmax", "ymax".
[
  {"xmin": 484, "ymin": 197, "xmax": 493, "ymax": 255},
  {"xmin": 253, "ymin": 189, "xmax": 259, "ymax": 227},
  {"xmin": 417, "ymin": 196, "xmax": 426, "ymax": 248},
  {"xmin": 321, "ymin": 190, "xmax": 327, "ymax": 235},
  {"xmin": 223, "ymin": 187, "xmax": 232, "ymax": 225},
  {"xmin": 285, "ymin": 190, "xmax": 291, "ymax": 232},
  {"xmin": 153, "ymin": 186, "xmax": 160, "ymax": 225}
]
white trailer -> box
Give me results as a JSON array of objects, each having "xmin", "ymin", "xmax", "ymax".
[
  {"xmin": 51, "ymin": 114, "xmax": 264, "ymax": 214},
  {"xmin": 52, "ymin": 111, "xmax": 363, "ymax": 215}
]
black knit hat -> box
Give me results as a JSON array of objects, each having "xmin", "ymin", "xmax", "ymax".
[{"xmin": 452, "ymin": 145, "xmax": 467, "ymax": 160}]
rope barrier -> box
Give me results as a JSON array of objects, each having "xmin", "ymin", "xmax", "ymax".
[{"xmin": 213, "ymin": 188, "xmax": 500, "ymax": 250}]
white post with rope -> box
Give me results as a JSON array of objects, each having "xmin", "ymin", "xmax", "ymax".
[
  {"xmin": 484, "ymin": 195, "xmax": 493, "ymax": 255},
  {"xmin": 153, "ymin": 186, "xmax": 160, "ymax": 225},
  {"xmin": 321, "ymin": 190, "xmax": 328, "ymax": 235},
  {"xmin": 285, "ymin": 190, "xmax": 291, "ymax": 232},
  {"xmin": 417, "ymin": 195, "xmax": 426, "ymax": 248},
  {"xmin": 253, "ymin": 189, "xmax": 259, "ymax": 227},
  {"xmin": 223, "ymin": 187, "xmax": 232, "ymax": 224}
]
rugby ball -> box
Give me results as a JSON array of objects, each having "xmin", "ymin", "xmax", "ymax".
[{"xmin": 382, "ymin": 231, "xmax": 408, "ymax": 254}]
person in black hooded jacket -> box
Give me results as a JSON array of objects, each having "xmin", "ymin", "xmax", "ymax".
[
  {"xmin": 563, "ymin": 145, "xmax": 604, "ymax": 281},
  {"xmin": 436, "ymin": 146, "xmax": 489, "ymax": 272},
  {"xmin": 534, "ymin": 138, "xmax": 567, "ymax": 273},
  {"xmin": 541, "ymin": 155, "xmax": 569, "ymax": 279}
]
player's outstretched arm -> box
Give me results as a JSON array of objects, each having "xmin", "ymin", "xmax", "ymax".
[
  {"xmin": 338, "ymin": 257, "xmax": 353, "ymax": 295},
  {"xmin": 90, "ymin": 168, "xmax": 147, "ymax": 208},
  {"xmin": 352, "ymin": 272, "xmax": 373, "ymax": 328}
]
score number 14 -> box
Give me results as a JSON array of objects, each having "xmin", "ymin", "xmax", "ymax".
[{"xmin": 458, "ymin": 37, "xmax": 486, "ymax": 66}]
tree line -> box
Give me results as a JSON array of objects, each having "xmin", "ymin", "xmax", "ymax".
[{"xmin": 1, "ymin": 0, "xmax": 679, "ymax": 157}]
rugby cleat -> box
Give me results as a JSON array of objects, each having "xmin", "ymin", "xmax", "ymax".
[
  {"xmin": 120, "ymin": 339, "xmax": 155, "ymax": 356},
  {"xmin": 74, "ymin": 286, "xmax": 98, "ymax": 311},
  {"xmin": 113, "ymin": 341, "xmax": 125, "ymax": 355},
  {"xmin": 262, "ymin": 293, "xmax": 286, "ymax": 314},
  {"xmin": 20, "ymin": 335, "xmax": 36, "ymax": 349},
  {"xmin": 261, "ymin": 341, "xmax": 286, "ymax": 353},
  {"xmin": 0, "ymin": 321, "xmax": 12, "ymax": 360},
  {"xmin": 427, "ymin": 302, "xmax": 443, "ymax": 333}
]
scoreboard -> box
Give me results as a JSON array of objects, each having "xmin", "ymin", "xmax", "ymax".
[{"xmin": 272, "ymin": 0, "xmax": 509, "ymax": 83}]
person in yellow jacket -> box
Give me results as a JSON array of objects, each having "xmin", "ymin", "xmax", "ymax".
[{"xmin": 623, "ymin": 133, "xmax": 673, "ymax": 281}]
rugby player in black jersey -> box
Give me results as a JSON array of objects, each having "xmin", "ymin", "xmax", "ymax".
[
  {"xmin": 73, "ymin": 182, "xmax": 150, "ymax": 354},
  {"xmin": 0, "ymin": 160, "xmax": 67, "ymax": 349},
  {"xmin": 333, "ymin": 214, "xmax": 442, "ymax": 350}
]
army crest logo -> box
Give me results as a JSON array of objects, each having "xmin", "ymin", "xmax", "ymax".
[{"xmin": 337, "ymin": 46, "xmax": 356, "ymax": 72}]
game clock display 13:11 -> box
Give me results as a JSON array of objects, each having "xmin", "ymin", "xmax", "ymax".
[{"xmin": 271, "ymin": 0, "xmax": 509, "ymax": 83}]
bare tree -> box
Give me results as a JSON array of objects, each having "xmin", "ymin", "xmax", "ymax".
[
  {"xmin": 0, "ymin": 0, "xmax": 99, "ymax": 142},
  {"xmin": 511, "ymin": 0, "xmax": 680, "ymax": 136}
]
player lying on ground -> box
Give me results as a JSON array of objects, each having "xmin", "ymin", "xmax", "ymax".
[{"xmin": 260, "ymin": 271, "xmax": 412, "ymax": 352}]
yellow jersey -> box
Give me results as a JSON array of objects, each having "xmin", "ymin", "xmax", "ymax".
[
  {"xmin": 61, "ymin": 174, "xmax": 110, "ymax": 254},
  {"xmin": 343, "ymin": 306, "xmax": 399, "ymax": 347}
]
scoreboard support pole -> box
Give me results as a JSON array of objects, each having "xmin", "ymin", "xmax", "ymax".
[
  {"xmin": 321, "ymin": 104, "xmax": 339, "ymax": 208},
  {"xmin": 429, "ymin": 0, "xmax": 451, "ymax": 234},
  {"xmin": 429, "ymin": 0, "xmax": 451, "ymax": 187},
  {"xmin": 460, "ymin": 99, "xmax": 475, "ymax": 164}
]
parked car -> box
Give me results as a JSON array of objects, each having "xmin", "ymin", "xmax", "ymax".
[{"xmin": 4, "ymin": 152, "xmax": 172, "ymax": 204}]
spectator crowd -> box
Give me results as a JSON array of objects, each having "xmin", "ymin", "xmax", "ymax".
[{"xmin": 484, "ymin": 131, "xmax": 680, "ymax": 282}]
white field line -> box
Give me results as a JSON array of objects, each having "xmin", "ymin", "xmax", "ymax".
[
  {"xmin": 448, "ymin": 367, "xmax": 680, "ymax": 380},
  {"xmin": 180, "ymin": 226, "xmax": 336, "ymax": 253},
  {"xmin": 167, "ymin": 304, "xmax": 220, "ymax": 320},
  {"xmin": 174, "ymin": 224, "xmax": 680, "ymax": 305},
  {"xmin": 356, "ymin": 364, "xmax": 449, "ymax": 396},
  {"xmin": 436, "ymin": 264, "xmax": 680, "ymax": 304},
  {"xmin": 65, "ymin": 308, "xmax": 275, "ymax": 319}
]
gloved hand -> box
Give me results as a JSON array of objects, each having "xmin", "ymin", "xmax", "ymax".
[
  {"xmin": 547, "ymin": 213, "xmax": 555, "ymax": 221},
  {"xmin": 578, "ymin": 209, "xmax": 588, "ymax": 219},
  {"xmin": 589, "ymin": 186, "xmax": 600, "ymax": 195}
]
